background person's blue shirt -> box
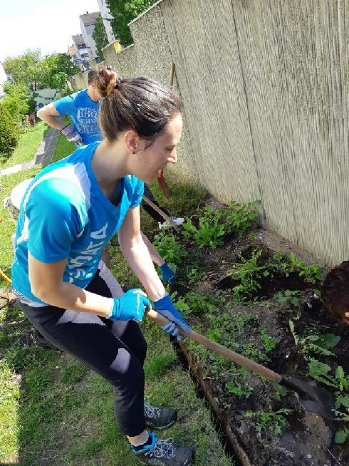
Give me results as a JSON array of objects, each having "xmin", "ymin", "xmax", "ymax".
[
  {"xmin": 12, "ymin": 142, "xmax": 144, "ymax": 304},
  {"xmin": 54, "ymin": 89, "xmax": 102, "ymax": 144}
]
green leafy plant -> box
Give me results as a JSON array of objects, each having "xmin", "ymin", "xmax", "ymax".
[
  {"xmin": 289, "ymin": 253, "xmax": 324, "ymax": 283},
  {"xmin": 229, "ymin": 250, "xmax": 270, "ymax": 302},
  {"xmin": 187, "ymin": 267, "xmax": 205, "ymax": 285},
  {"xmin": 261, "ymin": 330, "xmax": 279, "ymax": 354},
  {"xmin": 335, "ymin": 427, "xmax": 349, "ymax": 444},
  {"xmin": 224, "ymin": 200, "xmax": 260, "ymax": 237},
  {"xmin": 271, "ymin": 252, "xmax": 323, "ymax": 284},
  {"xmin": 173, "ymin": 291, "xmax": 224, "ymax": 318},
  {"xmin": 226, "ymin": 380, "xmax": 253, "ymax": 398},
  {"xmin": 0, "ymin": 104, "xmax": 19, "ymax": 159},
  {"xmin": 289, "ymin": 322, "xmax": 340, "ymax": 358},
  {"xmin": 245, "ymin": 408, "xmax": 292, "ymax": 435},
  {"xmin": 274, "ymin": 290, "xmax": 301, "ymax": 307},
  {"xmin": 308, "ymin": 361, "xmax": 349, "ymax": 411},
  {"xmin": 182, "ymin": 216, "xmax": 225, "ymax": 248},
  {"xmin": 153, "ymin": 232, "xmax": 187, "ymax": 266}
]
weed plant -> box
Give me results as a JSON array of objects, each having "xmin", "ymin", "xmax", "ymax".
[
  {"xmin": 182, "ymin": 200, "xmax": 260, "ymax": 249},
  {"xmin": 245, "ymin": 408, "xmax": 292, "ymax": 436}
]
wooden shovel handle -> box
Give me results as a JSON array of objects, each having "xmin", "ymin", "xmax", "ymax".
[
  {"xmin": 142, "ymin": 195, "xmax": 180, "ymax": 233},
  {"xmin": 147, "ymin": 309, "xmax": 282, "ymax": 383}
]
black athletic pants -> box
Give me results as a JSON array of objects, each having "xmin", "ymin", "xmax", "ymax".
[{"xmin": 16, "ymin": 264, "xmax": 147, "ymax": 437}]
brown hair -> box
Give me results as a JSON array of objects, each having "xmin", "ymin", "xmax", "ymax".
[
  {"xmin": 321, "ymin": 261, "xmax": 349, "ymax": 323},
  {"xmin": 95, "ymin": 69, "xmax": 182, "ymax": 142},
  {"xmin": 88, "ymin": 70, "xmax": 99, "ymax": 85}
]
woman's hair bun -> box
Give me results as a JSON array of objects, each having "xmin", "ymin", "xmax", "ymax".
[{"xmin": 96, "ymin": 69, "xmax": 119, "ymax": 98}]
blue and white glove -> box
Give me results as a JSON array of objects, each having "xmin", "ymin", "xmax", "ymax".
[
  {"xmin": 109, "ymin": 289, "xmax": 151, "ymax": 321},
  {"xmin": 154, "ymin": 294, "xmax": 191, "ymax": 341},
  {"xmin": 160, "ymin": 263, "xmax": 175, "ymax": 284},
  {"xmin": 61, "ymin": 124, "xmax": 83, "ymax": 146}
]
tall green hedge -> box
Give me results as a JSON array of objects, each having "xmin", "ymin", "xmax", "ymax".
[{"xmin": 0, "ymin": 104, "xmax": 19, "ymax": 159}]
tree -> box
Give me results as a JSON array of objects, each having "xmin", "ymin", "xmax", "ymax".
[
  {"xmin": 38, "ymin": 53, "xmax": 79, "ymax": 92},
  {"xmin": 4, "ymin": 49, "xmax": 41, "ymax": 88},
  {"xmin": 0, "ymin": 104, "xmax": 19, "ymax": 159},
  {"xmin": 106, "ymin": 0, "xmax": 156, "ymax": 46},
  {"xmin": 2, "ymin": 82, "xmax": 31, "ymax": 122},
  {"xmin": 93, "ymin": 14, "xmax": 109, "ymax": 59}
]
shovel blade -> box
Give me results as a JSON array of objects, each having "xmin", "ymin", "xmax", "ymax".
[{"xmin": 281, "ymin": 376, "xmax": 335, "ymax": 420}]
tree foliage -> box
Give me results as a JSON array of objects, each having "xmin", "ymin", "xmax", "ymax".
[
  {"xmin": 38, "ymin": 53, "xmax": 79, "ymax": 91},
  {"xmin": 93, "ymin": 14, "xmax": 109, "ymax": 59},
  {"xmin": 4, "ymin": 50, "xmax": 41, "ymax": 87},
  {"xmin": 1, "ymin": 82, "xmax": 32, "ymax": 122},
  {"xmin": 4, "ymin": 51, "xmax": 79, "ymax": 93},
  {"xmin": 106, "ymin": 0, "xmax": 156, "ymax": 46},
  {"xmin": 0, "ymin": 104, "xmax": 20, "ymax": 158}
]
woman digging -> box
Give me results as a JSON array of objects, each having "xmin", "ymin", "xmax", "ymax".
[{"xmin": 11, "ymin": 69, "xmax": 193, "ymax": 466}]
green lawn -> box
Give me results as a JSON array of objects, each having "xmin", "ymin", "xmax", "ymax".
[{"xmin": 0, "ymin": 130, "xmax": 233, "ymax": 465}]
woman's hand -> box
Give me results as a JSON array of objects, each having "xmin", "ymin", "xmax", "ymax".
[
  {"xmin": 154, "ymin": 294, "xmax": 191, "ymax": 340},
  {"xmin": 109, "ymin": 289, "xmax": 150, "ymax": 321}
]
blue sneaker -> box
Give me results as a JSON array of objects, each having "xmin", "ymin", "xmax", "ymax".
[{"xmin": 132, "ymin": 432, "xmax": 193, "ymax": 465}]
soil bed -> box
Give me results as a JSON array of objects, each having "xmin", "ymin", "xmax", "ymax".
[{"xmin": 171, "ymin": 227, "xmax": 349, "ymax": 466}]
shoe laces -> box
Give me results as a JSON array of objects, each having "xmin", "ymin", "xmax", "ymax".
[
  {"xmin": 144, "ymin": 404, "xmax": 161, "ymax": 419},
  {"xmin": 148, "ymin": 438, "xmax": 175, "ymax": 459}
]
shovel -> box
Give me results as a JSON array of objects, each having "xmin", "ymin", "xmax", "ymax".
[{"xmin": 147, "ymin": 309, "xmax": 334, "ymax": 420}]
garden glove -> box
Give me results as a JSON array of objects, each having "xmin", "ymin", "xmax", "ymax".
[
  {"xmin": 109, "ymin": 289, "xmax": 151, "ymax": 321},
  {"xmin": 160, "ymin": 262, "xmax": 175, "ymax": 284},
  {"xmin": 61, "ymin": 124, "xmax": 83, "ymax": 146},
  {"xmin": 154, "ymin": 294, "xmax": 191, "ymax": 341}
]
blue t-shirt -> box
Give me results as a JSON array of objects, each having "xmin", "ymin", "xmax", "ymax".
[
  {"xmin": 54, "ymin": 89, "xmax": 102, "ymax": 144},
  {"xmin": 12, "ymin": 142, "xmax": 144, "ymax": 304}
]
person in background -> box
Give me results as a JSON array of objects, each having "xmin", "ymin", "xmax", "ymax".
[
  {"xmin": 12, "ymin": 69, "xmax": 193, "ymax": 465},
  {"xmin": 37, "ymin": 69, "xmax": 102, "ymax": 145}
]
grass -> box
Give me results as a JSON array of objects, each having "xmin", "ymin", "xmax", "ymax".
[
  {"xmin": 0, "ymin": 122, "xmax": 48, "ymax": 169},
  {"xmin": 50, "ymin": 133, "xmax": 75, "ymax": 164},
  {"xmin": 0, "ymin": 167, "xmax": 41, "ymax": 284},
  {"xmin": 0, "ymin": 129, "xmax": 233, "ymax": 464}
]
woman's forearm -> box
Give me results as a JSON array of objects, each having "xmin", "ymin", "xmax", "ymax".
[
  {"xmin": 120, "ymin": 236, "xmax": 166, "ymax": 301},
  {"xmin": 34, "ymin": 281, "xmax": 113, "ymax": 318},
  {"xmin": 141, "ymin": 233, "xmax": 164, "ymax": 266}
]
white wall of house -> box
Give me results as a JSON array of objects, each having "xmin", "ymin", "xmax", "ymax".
[{"xmin": 80, "ymin": 16, "xmax": 98, "ymax": 59}]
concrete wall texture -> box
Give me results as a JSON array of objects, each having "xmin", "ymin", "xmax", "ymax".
[{"xmin": 70, "ymin": 0, "xmax": 349, "ymax": 266}]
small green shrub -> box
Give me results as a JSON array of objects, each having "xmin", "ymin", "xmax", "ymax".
[
  {"xmin": 229, "ymin": 250, "xmax": 270, "ymax": 302},
  {"xmin": 182, "ymin": 216, "xmax": 225, "ymax": 248},
  {"xmin": 274, "ymin": 290, "xmax": 301, "ymax": 307},
  {"xmin": 224, "ymin": 200, "xmax": 260, "ymax": 237},
  {"xmin": 153, "ymin": 231, "xmax": 187, "ymax": 266},
  {"xmin": 245, "ymin": 408, "xmax": 292, "ymax": 435},
  {"xmin": 0, "ymin": 104, "xmax": 19, "ymax": 159}
]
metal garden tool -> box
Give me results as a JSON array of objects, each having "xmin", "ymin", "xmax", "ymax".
[{"xmin": 147, "ymin": 308, "xmax": 335, "ymax": 420}]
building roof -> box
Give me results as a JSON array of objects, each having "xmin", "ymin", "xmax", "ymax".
[
  {"xmin": 72, "ymin": 34, "xmax": 86, "ymax": 46},
  {"xmin": 80, "ymin": 12, "xmax": 100, "ymax": 27}
]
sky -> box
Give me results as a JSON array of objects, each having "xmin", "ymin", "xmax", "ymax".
[{"xmin": 0, "ymin": 0, "xmax": 100, "ymax": 62}]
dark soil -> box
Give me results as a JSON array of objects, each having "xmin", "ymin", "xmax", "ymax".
[{"xmin": 173, "ymin": 229, "xmax": 349, "ymax": 466}]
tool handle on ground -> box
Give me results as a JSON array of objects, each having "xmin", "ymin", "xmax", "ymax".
[
  {"xmin": 147, "ymin": 308, "xmax": 282, "ymax": 383},
  {"xmin": 142, "ymin": 195, "xmax": 180, "ymax": 233},
  {"xmin": 0, "ymin": 269, "xmax": 12, "ymax": 284}
]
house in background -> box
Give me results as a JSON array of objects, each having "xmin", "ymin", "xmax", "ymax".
[
  {"xmin": 97, "ymin": 0, "xmax": 116, "ymax": 44},
  {"xmin": 80, "ymin": 12, "xmax": 99, "ymax": 59},
  {"xmin": 69, "ymin": 34, "xmax": 90, "ymax": 70}
]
